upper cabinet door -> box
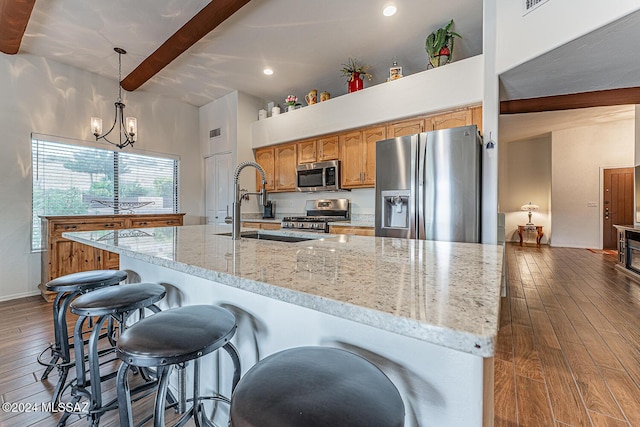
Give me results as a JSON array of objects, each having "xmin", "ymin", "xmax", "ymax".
[
  {"xmin": 275, "ymin": 144, "xmax": 297, "ymax": 191},
  {"xmin": 340, "ymin": 131, "xmax": 364, "ymax": 188},
  {"xmin": 255, "ymin": 147, "xmax": 275, "ymax": 191},
  {"xmin": 297, "ymin": 140, "xmax": 317, "ymax": 164},
  {"xmin": 428, "ymin": 109, "xmax": 473, "ymax": 131},
  {"xmin": 362, "ymin": 126, "xmax": 385, "ymax": 186},
  {"xmin": 317, "ymin": 136, "xmax": 339, "ymax": 161},
  {"xmin": 386, "ymin": 119, "xmax": 424, "ymax": 138}
]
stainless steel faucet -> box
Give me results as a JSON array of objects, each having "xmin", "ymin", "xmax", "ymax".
[{"xmin": 232, "ymin": 161, "xmax": 268, "ymax": 240}]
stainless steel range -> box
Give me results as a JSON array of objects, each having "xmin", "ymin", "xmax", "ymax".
[{"xmin": 282, "ymin": 199, "xmax": 350, "ymax": 233}]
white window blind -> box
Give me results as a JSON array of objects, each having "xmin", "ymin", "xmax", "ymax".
[{"xmin": 32, "ymin": 137, "xmax": 179, "ymax": 251}]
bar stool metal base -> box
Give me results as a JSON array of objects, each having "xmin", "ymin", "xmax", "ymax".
[
  {"xmin": 115, "ymin": 305, "xmax": 241, "ymax": 427},
  {"xmin": 56, "ymin": 282, "xmax": 167, "ymax": 427},
  {"xmin": 37, "ymin": 270, "xmax": 128, "ymax": 405}
]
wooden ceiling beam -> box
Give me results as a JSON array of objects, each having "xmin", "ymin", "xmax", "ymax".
[
  {"xmin": 0, "ymin": 0, "xmax": 36, "ymax": 55},
  {"xmin": 121, "ymin": 0, "xmax": 251, "ymax": 91},
  {"xmin": 500, "ymin": 87, "xmax": 640, "ymax": 114}
]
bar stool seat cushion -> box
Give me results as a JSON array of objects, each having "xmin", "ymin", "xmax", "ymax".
[
  {"xmin": 70, "ymin": 283, "xmax": 166, "ymax": 317},
  {"xmin": 116, "ymin": 305, "xmax": 237, "ymax": 368},
  {"xmin": 46, "ymin": 270, "xmax": 127, "ymax": 293},
  {"xmin": 230, "ymin": 347, "xmax": 405, "ymax": 427}
]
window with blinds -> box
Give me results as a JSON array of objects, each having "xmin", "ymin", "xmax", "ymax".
[{"xmin": 31, "ymin": 136, "xmax": 179, "ymax": 251}]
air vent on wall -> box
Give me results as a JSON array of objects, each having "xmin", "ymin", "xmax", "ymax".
[
  {"xmin": 209, "ymin": 128, "xmax": 221, "ymax": 138},
  {"xmin": 522, "ymin": 0, "xmax": 549, "ymax": 16}
]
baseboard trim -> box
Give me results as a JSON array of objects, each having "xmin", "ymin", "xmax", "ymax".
[{"xmin": 0, "ymin": 290, "xmax": 42, "ymax": 303}]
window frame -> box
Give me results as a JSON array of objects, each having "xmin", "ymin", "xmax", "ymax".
[{"xmin": 31, "ymin": 133, "xmax": 180, "ymax": 252}]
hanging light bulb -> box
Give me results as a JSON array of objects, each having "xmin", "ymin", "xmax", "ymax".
[{"xmin": 91, "ymin": 47, "xmax": 137, "ymax": 149}]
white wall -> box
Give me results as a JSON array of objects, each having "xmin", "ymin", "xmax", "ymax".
[
  {"xmin": 499, "ymin": 134, "xmax": 552, "ymax": 243},
  {"xmin": 496, "ymin": 0, "xmax": 640, "ymax": 73},
  {"xmin": 0, "ymin": 53, "xmax": 200, "ymax": 301},
  {"xmin": 263, "ymin": 188, "xmax": 374, "ymax": 218},
  {"xmin": 551, "ymin": 120, "xmax": 634, "ymax": 248},
  {"xmin": 200, "ymin": 91, "xmax": 263, "ymax": 215}
]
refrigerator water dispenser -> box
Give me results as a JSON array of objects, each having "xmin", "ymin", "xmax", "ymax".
[{"xmin": 381, "ymin": 190, "xmax": 410, "ymax": 229}]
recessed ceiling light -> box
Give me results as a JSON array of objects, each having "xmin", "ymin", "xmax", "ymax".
[
  {"xmin": 383, "ymin": 4, "xmax": 397, "ymax": 16},
  {"xmin": 263, "ymin": 68, "xmax": 274, "ymax": 75}
]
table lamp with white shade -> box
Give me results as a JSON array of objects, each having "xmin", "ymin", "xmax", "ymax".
[{"xmin": 521, "ymin": 202, "xmax": 539, "ymax": 225}]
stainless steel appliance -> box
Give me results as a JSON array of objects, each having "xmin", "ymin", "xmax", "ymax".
[
  {"xmin": 282, "ymin": 199, "xmax": 350, "ymax": 233},
  {"xmin": 375, "ymin": 125, "xmax": 481, "ymax": 242},
  {"xmin": 296, "ymin": 160, "xmax": 341, "ymax": 192}
]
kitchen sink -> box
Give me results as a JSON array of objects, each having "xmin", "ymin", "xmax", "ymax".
[{"xmin": 216, "ymin": 231, "xmax": 318, "ymax": 243}]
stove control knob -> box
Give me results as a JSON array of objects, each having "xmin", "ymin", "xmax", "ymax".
[{"xmin": 298, "ymin": 223, "xmax": 304, "ymax": 228}]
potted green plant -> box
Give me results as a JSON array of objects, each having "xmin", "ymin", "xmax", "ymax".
[
  {"xmin": 425, "ymin": 19, "xmax": 461, "ymax": 69},
  {"xmin": 340, "ymin": 58, "xmax": 372, "ymax": 93}
]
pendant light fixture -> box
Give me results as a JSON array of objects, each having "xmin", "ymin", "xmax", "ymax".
[{"xmin": 91, "ymin": 47, "xmax": 137, "ymax": 149}]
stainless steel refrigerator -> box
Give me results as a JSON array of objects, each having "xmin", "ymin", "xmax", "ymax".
[{"xmin": 375, "ymin": 125, "xmax": 481, "ymax": 242}]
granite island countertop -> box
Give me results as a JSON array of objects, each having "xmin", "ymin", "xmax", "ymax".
[{"xmin": 63, "ymin": 224, "xmax": 503, "ymax": 357}]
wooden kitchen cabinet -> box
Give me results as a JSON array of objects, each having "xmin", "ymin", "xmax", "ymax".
[
  {"xmin": 317, "ymin": 135, "xmax": 339, "ymax": 161},
  {"xmin": 255, "ymin": 143, "xmax": 299, "ymax": 193},
  {"xmin": 275, "ymin": 143, "xmax": 297, "ymax": 191},
  {"xmin": 340, "ymin": 131, "xmax": 365, "ymax": 188},
  {"xmin": 386, "ymin": 119, "xmax": 424, "ymax": 138},
  {"xmin": 340, "ymin": 126, "xmax": 383, "ymax": 189},
  {"xmin": 297, "ymin": 135, "xmax": 339, "ymax": 164},
  {"xmin": 242, "ymin": 221, "xmax": 281, "ymax": 230},
  {"xmin": 40, "ymin": 213, "xmax": 184, "ymax": 301},
  {"xmin": 427, "ymin": 109, "xmax": 473, "ymax": 131},
  {"xmin": 329, "ymin": 225, "xmax": 375, "ymax": 236},
  {"xmin": 254, "ymin": 104, "xmax": 482, "ymax": 192},
  {"xmin": 255, "ymin": 146, "xmax": 276, "ymax": 192},
  {"xmin": 471, "ymin": 106, "xmax": 482, "ymax": 134},
  {"xmin": 297, "ymin": 140, "xmax": 317, "ymax": 164}
]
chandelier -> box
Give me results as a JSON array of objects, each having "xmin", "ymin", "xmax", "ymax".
[{"xmin": 90, "ymin": 47, "xmax": 137, "ymax": 149}]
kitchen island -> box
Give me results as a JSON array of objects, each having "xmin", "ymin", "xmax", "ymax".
[{"xmin": 64, "ymin": 224, "xmax": 503, "ymax": 427}]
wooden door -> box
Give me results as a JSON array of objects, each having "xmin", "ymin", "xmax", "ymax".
[
  {"xmin": 603, "ymin": 167, "xmax": 634, "ymax": 249},
  {"xmin": 317, "ymin": 136, "xmax": 339, "ymax": 161},
  {"xmin": 340, "ymin": 131, "xmax": 364, "ymax": 188},
  {"xmin": 255, "ymin": 147, "xmax": 275, "ymax": 191},
  {"xmin": 297, "ymin": 140, "xmax": 317, "ymax": 163},
  {"xmin": 362, "ymin": 126, "xmax": 385, "ymax": 186},
  {"xmin": 275, "ymin": 144, "xmax": 297, "ymax": 191}
]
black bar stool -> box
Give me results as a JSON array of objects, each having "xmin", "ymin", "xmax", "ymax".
[
  {"xmin": 58, "ymin": 282, "xmax": 167, "ymax": 426},
  {"xmin": 229, "ymin": 346, "xmax": 405, "ymax": 427},
  {"xmin": 38, "ymin": 270, "xmax": 128, "ymax": 405},
  {"xmin": 115, "ymin": 305, "xmax": 241, "ymax": 426}
]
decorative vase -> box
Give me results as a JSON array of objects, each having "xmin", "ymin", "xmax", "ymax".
[
  {"xmin": 348, "ymin": 72, "xmax": 364, "ymax": 93},
  {"xmin": 287, "ymin": 105, "xmax": 296, "ymax": 112}
]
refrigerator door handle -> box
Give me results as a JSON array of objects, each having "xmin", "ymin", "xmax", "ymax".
[{"xmin": 417, "ymin": 134, "xmax": 427, "ymax": 240}]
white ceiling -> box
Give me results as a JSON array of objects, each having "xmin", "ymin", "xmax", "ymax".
[
  {"xmin": 500, "ymin": 9, "xmax": 640, "ymax": 101},
  {"xmin": 18, "ymin": 0, "xmax": 483, "ymax": 107},
  {"xmin": 500, "ymin": 105, "xmax": 636, "ymax": 143}
]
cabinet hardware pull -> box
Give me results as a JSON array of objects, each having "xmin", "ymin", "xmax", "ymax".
[{"xmin": 65, "ymin": 225, "xmax": 77, "ymax": 230}]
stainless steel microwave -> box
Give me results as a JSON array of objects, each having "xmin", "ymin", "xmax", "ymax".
[{"xmin": 296, "ymin": 160, "xmax": 341, "ymax": 192}]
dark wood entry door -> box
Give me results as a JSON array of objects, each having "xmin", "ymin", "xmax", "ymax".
[{"xmin": 603, "ymin": 167, "xmax": 634, "ymax": 249}]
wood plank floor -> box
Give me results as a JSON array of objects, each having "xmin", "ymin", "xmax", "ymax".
[
  {"xmin": 1, "ymin": 243, "xmax": 640, "ymax": 426},
  {"xmin": 495, "ymin": 243, "xmax": 640, "ymax": 427}
]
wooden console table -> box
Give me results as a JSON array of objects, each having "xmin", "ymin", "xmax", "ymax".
[
  {"xmin": 518, "ymin": 225, "xmax": 544, "ymax": 246},
  {"xmin": 39, "ymin": 213, "xmax": 185, "ymax": 301}
]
